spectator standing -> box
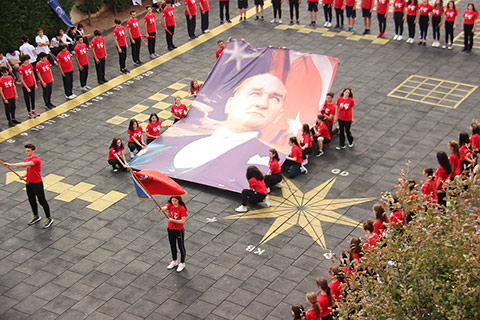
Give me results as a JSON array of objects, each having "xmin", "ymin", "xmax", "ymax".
[
  {"xmin": 127, "ymin": 10, "xmax": 143, "ymax": 66},
  {"xmin": 114, "ymin": 19, "xmax": 129, "ymax": 74},
  {"xmin": 19, "ymin": 55, "xmax": 38, "ymax": 118},
  {"xmin": 57, "ymin": 44, "xmax": 76, "ymax": 100},
  {"xmin": 199, "ymin": 0, "xmax": 211, "ymax": 32},
  {"xmin": 271, "ymin": 0, "xmax": 283, "ymax": 23},
  {"xmin": 35, "ymin": 28, "xmax": 57, "ymax": 65},
  {"xmin": 163, "ymin": 0, "xmax": 177, "ymax": 50},
  {"xmin": 185, "ymin": 0, "xmax": 198, "ymax": 39},
  {"xmin": 219, "ymin": 0, "xmax": 231, "ymax": 23},
  {"xmin": 74, "ymin": 36, "xmax": 91, "ymax": 92},
  {"xmin": 36, "ymin": 52, "xmax": 55, "ymax": 109},
  {"xmin": 0, "ymin": 67, "xmax": 19, "ymax": 127},
  {"xmin": 145, "ymin": 5, "xmax": 159, "ymax": 59}
]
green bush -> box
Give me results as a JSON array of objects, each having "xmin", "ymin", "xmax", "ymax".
[
  {"xmin": 105, "ymin": 0, "xmax": 133, "ymax": 13},
  {"xmin": 0, "ymin": 0, "xmax": 75, "ymax": 52}
]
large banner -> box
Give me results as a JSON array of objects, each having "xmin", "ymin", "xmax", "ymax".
[{"xmin": 130, "ymin": 39, "xmax": 339, "ymax": 193}]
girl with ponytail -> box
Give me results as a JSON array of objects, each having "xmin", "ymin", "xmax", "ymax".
[
  {"xmin": 316, "ymin": 278, "xmax": 334, "ymax": 320},
  {"xmin": 305, "ymin": 292, "xmax": 321, "ymax": 320}
]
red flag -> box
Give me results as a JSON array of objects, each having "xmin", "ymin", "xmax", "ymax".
[{"xmin": 133, "ymin": 170, "xmax": 186, "ymax": 197}]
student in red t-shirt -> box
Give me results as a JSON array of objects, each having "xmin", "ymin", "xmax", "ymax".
[
  {"xmin": 308, "ymin": 0, "xmax": 320, "ymax": 26},
  {"xmin": 361, "ymin": 0, "xmax": 373, "ymax": 34},
  {"xmin": 323, "ymin": 0, "xmax": 333, "ymax": 27},
  {"xmin": 350, "ymin": 237, "xmax": 364, "ymax": 263},
  {"xmin": 470, "ymin": 120, "xmax": 480, "ymax": 154},
  {"xmin": 291, "ymin": 304, "xmax": 306, "ymax": 320},
  {"xmin": 392, "ymin": 0, "xmax": 407, "ymax": 40},
  {"xmin": 188, "ymin": 79, "xmax": 203, "ymax": 97},
  {"xmin": 363, "ymin": 220, "xmax": 380, "ymax": 249},
  {"xmin": 216, "ymin": 39, "xmax": 225, "ymax": 60},
  {"xmin": 316, "ymin": 278, "xmax": 334, "ymax": 320},
  {"xmin": 320, "ymin": 92, "xmax": 336, "ymax": 132},
  {"xmin": 328, "ymin": 266, "xmax": 345, "ymax": 303},
  {"xmin": 163, "ymin": 0, "xmax": 177, "ymax": 51},
  {"xmin": 305, "ymin": 292, "xmax": 321, "ymax": 320},
  {"xmin": 127, "ymin": 119, "xmax": 145, "ymax": 158},
  {"xmin": 448, "ymin": 140, "xmax": 461, "ymax": 178},
  {"xmin": 372, "ymin": 203, "xmax": 388, "ymax": 235},
  {"xmin": 345, "ymin": 0, "xmax": 356, "ymax": 31},
  {"xmin": 406, "ymin": 0, "xmax": 419, "ymax": 43},
  {"xmin": 435, "ymin": 151, "xmax": 452, "ymax": 207},
  {"xmin": 0, "ymin": 67, "xmax": 19, "ymax": 127},
  {"xmin": 127, "ymin": 10, "xmax": 143, "ymax": 66},
  {"xmin": 284, "ymin": 137, "xmax": 306, "ymax": 178},
  {"xmin": 376, "ymin": 0, "xmax": 390, "ymax": 38},
  {"xmin": 431, "ymin": 0, "xmax": 444, "ymax": 47},
  {"xmin": 462, "ymin": 3, "xmax": 478, "ymax": 52},
  {"xmin": 114, "ymin": 19, "xmax": 129, "ymax": 74},
  {"xmin": 421, "ymin": 167, "xmax": 438, "ymax": 203},
  {"xmin": 185, "ymin": 0, "xmax": 198, "ymax": 40},
  {"xmin": 90, "ymin": 30, "xmax": 108, "ymax": 85},
  {"xmin": 144, "ymin": 5, "xmax": 158, "ymax": 59},
  {"xmin": 199, "ymin": 0, "xmax": 210, "ymax": 33},
  {"xmin": 36, "ymin": 52, "xmax": 55, "ymax": 110},
  {"xmin": 57, "ymin": 44, "xmax": 76, "ymax": 100},
  {"xmin": 264, "ymin": 148, "xmax": 283, "ymax": 189},
  {"xmin": 3, "ymin": 143, "xmax": 53, "ymax": 228},
  {"xmin": 235, "ymin": 166, "xmax": 270, "ymax": 212},
  {"xmin": 458, "ymin": 132, "xmax": 473, "ymax": 173},
  {"xmin": 300, "ymin": 124, "xmax": 313, "ymax": 167},
  {"xmin": 336, "ymin": 88, "xmax": 354, "ymax": 150},
  {"xmin": 312, "ymin": 115, "xmax": 331, "ymax": 157},
  {"xmin": 19, "ymin": 55, "xmax": 39, "ymax": 119},
  {"xmin": 74, "ymin": 36, "xmax": 91, "ymax": 92},
  {"xmin": 443, "ymin": 1, "xmax": 457, "ymax": 49},
  {"xmin": 418, "ymin": 0, "xmax": 432, "ymax": 45},
  {"xmin": 107, "ymin": 137, "xmax": 128, "ymax": 172},
  {"xmin": 162, "ymin": 196, "xmax": 188, "ymax": 272},
  {"xmin": 334, "ymin": 0, "xmax": 345, "ymax": 28},
  {"xmin": 171, "ymin": 96, "xmax": 188, "ymax": 123}
]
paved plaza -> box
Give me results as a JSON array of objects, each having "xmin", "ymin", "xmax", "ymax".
[{"xmin": 1, "ymin": 2, "xmax": 480, "ymax": 319}]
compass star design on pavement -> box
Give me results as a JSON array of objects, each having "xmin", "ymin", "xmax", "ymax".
[
  {"xmin": 222, "ymin": 40, "xmax": 264, "ymax": 72},
  {"xmin": 226, "ymin": 177, "xmax": 376, "ymax": 248}
]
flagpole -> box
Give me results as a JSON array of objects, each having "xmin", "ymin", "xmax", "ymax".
[
  {"xmin": 159, "ymin": 22, "xmax": 173, "ymax": 36},
  {"xmin": 128, "ymin": 167, "xmax": 169, "ymax": 218},
  {"xmin": 0, "ymin": 159, "xmax": 28, "ymax": 184}
]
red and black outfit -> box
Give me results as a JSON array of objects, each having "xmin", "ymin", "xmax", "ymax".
[
  {"xmin": 241, "ymin": 177, "xmax": 267, "ymax": 205},
  {"xmin": 146, "ymin": 121, "xmax": 162, "ymax": 144},
  {"xmin": 336, "ymin": 96, "xmax": 354, "ymax": 147},
  {"xmin": 144, "ymin": 12, "xmax": 157, "ymax": 55},
  {"xmin": 435, "ymin": 165, "xmax": 449, "ymax": 207},
  {"xmin": 444, "ymin": 7, "xmax": 457, "ymax": 46},
  {"xmin": 127, "ymin": 17, "xmax": 142, "ymax": 64},
  {"xmin": 25, "ymin": 155, "xmax": 51, "ymax": 219},
  {"xmin": 432, "ymin": 6, "xmax": 443, "ymax": 42},
  {"xmin": 283, "ymin": 144, "xmax": 303, "ymax": 178},
  {"xmin": 317, "ymin": 294, "xmax": 333, "ymax": 320},
  {"xmin": 107, "ymin": 146, "xmax": 124, "ymax": 169},
  {"xmin": 377, "ymin": 0, "xmax": 389, "ymax": 35},
  {"xmin": 166, "ymin": 203, "xmax": 188, "ymax": 263},
  {"xmin": 406, "ymin": 1, "xmax": 418, "ymax": 39},
  {"xmin": 114, "ymin": 25, "xmax": 128, "ymax": 71},
  {"xmin": 418, "ymin": 2, "xmax": 432, "ymax": 40},
  {"xmin": 57, "ymin": 50, "xmax": 74, "ymax": 97},
  {"xmin": 74, "ymin": 42, "xmax": 89, "ymax": 87},
  {"xmin": 36, "ymin": 60, "xmax": 54, "ymax": 108},
  {"xmin": 264, "ymin": 158, "xmax": 282, "ymax": 187},
  {"xmin": 463, "ymin": 9, "xmax": 478, "ymax": 51},
  {"xmin": 163, "ymin": 6, "xmax": 176, "ymax": 50},
  {"xmin": 19, "ymin": 63, "xmax": 36, "ymax": 114},
  {"xmin": 128, "ymin": 126, "xmax": 144, "ymax": 153},
  {"xmin": 393, "ymin": 0, "xmax": 407, "ymax": 36},
  {"xmin": 0, "ymin": 75, "xmax": 17, "ymax": 125},
  {"xmin": 185, "ymin": 0, "xmax": 197, "ymax": 39}
]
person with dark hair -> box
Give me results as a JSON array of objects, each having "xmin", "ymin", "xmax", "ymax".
[
  {"xmin": 163, "ymin": 0, "xmax": 177, "ymax": 51},
  {"xmin": 0, "ymin": 67, "xmax": 19, "ymax": 127},
  {"xmin": 320, "ymin": 91, "xmax": 336, "ymax": 133},
  {"xmin": 470, "ymin": 120, "xmax": 480, "ymax": 153},
  {"xmin": 350, "ymin": 237, "xmax": 364, "ymax": 262},
  {"xmin": 300, "ymin": 123, "xmax": 312, "ymax": 167},
  {"xmin": 328, "ymin": 266, "xmax": 344, "ymax": 302},
  {"xmin": 127, "ymin": 119, "xmax": 145, "ymax": 158},
  {"xmin": 312, "ymin": 115, "xmax": 331, "ymax": 157},
  {"xmin": 146, "ymin": 113, "xmax": 169, "ymax": 144},
  {"xmin": 162, "ymin": 196, "xmax": 188, "ymax": 272},
  {"xmin": 389, "ymin": 197, "xmax": 404, "ymax": 227},
  {"xmin": 199, "ymin": 0, "xmax": 210, "ymax": 33},
  {"xmin": 114, "ymin": 19, "xmax": 129, "ymax": 74},
  {"xmin": 235, "ymin": 165, "xmax": 270, "ymax": 212},
  {"xmin": 264, "ymin": 148, "xmax": 283, "ymax": 189},
  {"xmin": 188, "ymin": 79, "xmax": 203, "ymax": 97},
  {"xmin": 431, "ymin": 0, "xmax": 444, "ymax": 47},
  {"xmin": 418, "ymin": 0, "xmax": 432, "ymax": 46},
  {"xmin": 36, "ymin": 52, "xmax": 55, "ymax": 110},
  {"xmin": 291, "ymin": 304, "xmax": 306, "ymax": 320},
  {"xmin": 90, "ymin": 30, "xmax": 108, "ymax": 85},
  {"xmin": 127, "ymin": 10, "xmax": 143, "ymax": 66},
  {"xmin": 405, "ymin": 0, "xmax": 419, "ymax": 43},
  {"xmin": 3, "ymin": 143, "xmax": 53, "ymax": 228},
  {"xmin": 77, "ymin": 23, "xmax": 90, "ymax": 46},
  {"xmin": 107, "ymin": 137, "xmax": 128, "ymax": 172},
  {"xmin": 171, "ymin": 96, "xmax": 188, "ymax": 123},
  {"xmin": 6, "ymin": 47, "xmax": 21, "ymax": 82},
  {"xmin": 393, "ymin": 0, "xmax": 407, "ymax": 40},
  {"xmin": 435, "ymin": 151, "xmax": 452, "ymax": 206},
  {"xmin": 216, "ymin": 39, "xmax": 225, "ymax": 60},
  {"xmin": 19, "ymin": 55, "xmax": 38, "ymax": 118},
  {"xmin": 219, "ymin": 0, "xmax": 231, "ymax": 24},
  {"xmin": 74, "ymin": 36, "xmax": 91, "ymax": 92},
  {"xmin": 376, "ymin": 0, "xmax": 389, "ymax": 38},
  {"xmin": 316, "ymin": 277, "xmax": 334, "ymax": 320},
  {"xmin": 448, "ymin": 140, "xmax": 460, "ymax": 178},
  {"xmin": 57, "ymin": 44, "xmax": 76, "ymax": 100},
  {"xmin": 36, "ymin": 28, "xmax": 57, "ymax": 66},
  {"xmin": 363, "ymin": 220, "xmax": 379, "ymax": 249},
  {"xmin": 462, "ymin": 3, "xmax": 478, "ymax": 52},
  {"xmin": 305, "ymin": 292, "xmax": 320, "ymax": 320},
  {"xmin": 336, "ymin": 88, "xmax": 354, "ymax": 150},
  {"xmin": 458, "ymin": 132, "xmax": 472, "ymax": 173},
  {"xmin": 422, "ymin": 167, "xmax": 437, "ymax": 203},
  {"xmin": 283, "ymin": 137, "xmax": 306, "ymax": 178},
  {"xmin": 443, "ymin": 1, "xmax": 457, "ymax": 49},
  {"xmin": 372, "ymin": 203, "xmax": 388, "ymax": 235},
  {"xmin": 145, "ymin": 5, "xmax": 159, "ymax": 59}
]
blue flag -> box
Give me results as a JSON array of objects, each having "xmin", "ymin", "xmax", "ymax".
[{"xmin": 49, "ymin": 0, "xmax": 74, "ymax": 27}]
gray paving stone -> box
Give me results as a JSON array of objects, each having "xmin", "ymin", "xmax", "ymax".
[
  {"xmin": 114, "ymin": 285, "xmax": 147, "ymax": 304},
  {"xmin": 42, "ymin": 294, "xmax": 78, "ymax": 315},
  {"xmin": 155, "ymin": 299, "xmax": 188, "ymax": 318},
  {"xmin": 125, "ymin": 298, "xmax": 159, "ymax": 318},
  {"xmin": 212, "ymin": 300, "xmax": 244, "ymax": 319}
]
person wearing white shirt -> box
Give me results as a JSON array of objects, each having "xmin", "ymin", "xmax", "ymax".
[
  {"xmin": 6, "ymin": 47, "xmax": 21, "ymax": 82},
  {"xmin": 35, "ymin": 28, "xmax": 57, "ymax": 65}
]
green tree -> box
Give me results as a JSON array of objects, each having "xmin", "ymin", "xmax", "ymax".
[
  {"xmin": 76, "ymin": 0, "xmax": 104, "ymax": 26},
  {"xmin": 337, "ymin": 168, "xmax": 480, "ymax": 319},
  {"xmin": 104, "ymin": 0, "xmax": 132, "ymax": 15}
]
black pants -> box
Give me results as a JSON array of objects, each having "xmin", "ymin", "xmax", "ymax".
[
  {"xmin": 22, "ymin": 86, "xmax": 35, "ymax": 112},
  {"xmin": 394, "ymin": 12, "xmax": 403, "ymax": 35},
  {"xmin": 335, "ymin": 8, "xmax": 344, "ymax": 27},
  {"xmin": 407, "ymin": 15, "xmax": 416, "ymax": 38},
  {"xmin": 146, "ymin": 138, "xmax": 156, "ymax": 145},
  {"xmin": 118, "ymin": 45, "xmax": 127, "ymax": 70},
  {"xmin": 377, "ymin": 13, "xmax": 386, "ymax": 33},
  {"xmin": 62, "ymin": 71, "xmax": 73, "ymax": 96},
  {"xmin": 437, "ymin": 191, "xmax": 446, "ymax": 207},
  {"xmin": 131, "ymin": 37, "xmax": 141, "ymax": 63},
  {"xmin": 108, "ymin": 159, "xmax": 121, "ymax": 169},
  {"xmin": 201, "ymin": 11, "xmax": 209, "ymax": 32},
  {"xmin": 241, "ymin": 189, "xmax": 266, "ymax": 206},
  {"xmin": 219, "ymin": 1, "xmax": 230, "ymax": 21},
  {"xmin": 273, "ymin": 0, "xmax": 282, "ymax": 19},
  {"xmin": 289, "ymin": 0, "xmax": 299, "ymax": 20},
  {"xmin": 26, "ymin": 182, "xmax": 50, "ymax": 218},
  {"xmin": 95, "ymin": 58, "xmax": 106, "ymax": 83},
  {"xmin": 419, "ymin": 15, "xmax": 428, "ymax": 40},
  {"xmin": 432, "ymin": 16, "xmax": 441, "ymax": 40},
  {"xmin": 79, "ymin": 64, "xmax": 88, "ymax": 87},
  {"xmin": 166, "ymin": 26, "xmax": 175, "ymax": 48},
  {"xmin": 283, "ymin": 160, "xmax": 301, "ymax": 178},
  {"xmin": 128, "ymin": 142, "xmax": 142, "ymax": 152},
  {"xmin": 41, "ymin": 82, "xmax": 53, "ymax": 107},
  {"xmin": 464, "ymin": 24, "xmax": 474, "ymax": 50},
  {"xmin": 338, "ymin": 119, "xmax": 353, "ymax": 147},
  {"xmin": 168, "ymin": 228, "xmax": 186, "ymax": 263},
  {"xmin": 323, "ymin": 3, "xmax": 332, "ymax": 22},
  {"xmin": 3, "ymin": 98, "xmax": 16, "ymax": 122},
  {"xmin": 185, "ymin": 15, "xmax": 197, "ymax": 38},
  {"xmin": 445, "ymin": 21, "xmax": 454, "ymax": 45},
  {"xmin": 265, "ymin": 173, "xmax": 282, "ymax": 188},
  {"xmin": 148, "ymin": 32, "xmax": 156, "ymax": 54}
]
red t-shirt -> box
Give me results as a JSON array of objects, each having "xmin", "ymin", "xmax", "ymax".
[
  {"xmin": 323, "ymin": 0, "xmax": 333, "ymax": 5},
  {"xmin": 389, "ymin": 210, "xmax": 404, "ymax": 227},
  {"xmin": 421, "ymin": 178, "xmax": 437, "ymax": 202},
  {"xmin": 377, "ymin": 0, "xmax": 389, "ymax": 14},
  {"xmin": 336, "ymin": 97, "xmax": 354, "ymax": 121},
  {"xmin": 290, "ymin": 145, "xmax": 303, "ymax": 163},
  {"xmin": 432, "ymin": 6, "xmax": 443, "ymax": 17},
  {"xmin": 321, "ymin": 102, "xmax": 336, "ymax": 126},
  {"xmin": 305, "ymin": 309, "xmax": 320, "ymax": 320},
  {"xmin": 329, "ymin": 280, "xmax": 341, "ymax": 301},
  {"xmin": 345, "ymin": 0, "xmax": 355, "ymax": 6},
  {"xmin": 25, "ymin": 155, "xmax": 42, "ymax": 183},
  {"xmin": 166, "ymin": 203, "xmax": 188, "ymax": 230},
  {"xmin": 146, "ymin": 122, "xmax": 162, "ymax": 139},
  {"xmin": 317, "ymin": 294, "xmax": 332, "ymax": 317},
  {"xmin": 249, "ymin": 177, "xmax": 268, "ymax": 195},
  {"xmin": 171, "ymin": 104, "xmax": 188, "ymax": 118},
  {"xmin": 57, "ymin": 51, "xmax": 73, "ymax": 73},
  {"xmin": 364, "ymin": 232, "xmax": 379, "ymax": 249},
  {"xmin": 418, "ymin": 3, "xmax": 432, "ymax": 16},
  {"xmin": 74, "ymin": 43, "xmax": 89, "ymax": 66},
  {"xmin": 435, "ymin": 165, "xmax": 449, "ymax": 191},
  {"xmin": 470, "ymin": 134, "xmax": 480, "ymax": 150},
  {"xmin": 317, "ymin": 122, "xmax": 331, "ymax": 140},
  {"xmin": 0, "ymin": 76, "xmax": 16, "ymax": 99},
  {"xmin": 301, "ymin": 134, "xmax": 313, "ymax": 148},
  {"xmin": 163, "ymin": 7, "xmax": 176, "ymax": 26},
  {"xmin": 19, "ymin": 64, "xmax": 35, "ymax": 88},
  {"xmin": 90, "ymin": 37, "xmax": 106, "ymax": 59},
  {"xmin": 144, "ymin": 13, "xmax": 157, "ymax": 33},
  {"xmin": 269, "ymin": 159, "xmax": 281, "ymax": 174},
  {"xmin": 199, "ymin": 0, "xmax": 210, "ymax": 11},
  {"xmin": 464, "ymin": 10, "xmax": 478, "ymax": 25},
  {"xmin": 108, "ymin": 146, "xmax": 124, "ymax": 161},
  {"xmin": 362, "ymin": 0, "xmax": 373, "ymax": 10},
  {"xmin": 113, "ymin": 26, "xmax": 127, "ymax": 47},
  {"xmin": 449, "ymin": 153, "xmax": 460, "ymax": 177},
  {"xmin": 127, "ymin": 18, "xmax": 141, "ymax": 38},
  {"xmin": 393, "ymin": 0, "xmax": 406, "ymax": 12},
  {"xmin": 185, "ymin": 0, "xmax": 197, "ymax": 16},
  {"xmin": 128, "ymin": 126, "xmax": 143, "ymax": 143},
  {"xmin": 444, "ymin": 8, "xmax": 457, "ymax": 22},
  {"xmin": 373, "ymin": 219, "xmax": 386, "ymax": 235},
  {"xmin": 216, "ymin": 47, "xmax": 224, "ymax": 59},
  {"xmin": 334, "ymin": 0, "xmax": 344, "ymax": 9},
  {"xmin": 459, "ymin": 145, "xmax": 468, "ymax": 161},
  {"xmin": 36, "ymin": 61, "xmax": 53, "ymax": 84},
  {"xmin": 406, "ymin": 3, "xmax": 418, "ymax": 16}
]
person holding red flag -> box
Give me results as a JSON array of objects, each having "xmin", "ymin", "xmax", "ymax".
[
  {"xmin": 57, "ymin": 44, "xmax": 76, "ymax": 100},
  {"xmin": 144, "ymin": 5, "xmax": 159, "ymax": 59},
  {"xmin": 162, "ymin": 196, "xmax": 188, "ymax": 272},
  {"xmin": 114, "ymin": 19, "xmax": 129, "ymax": 74},
  {"xmin": 74, "ymin": 36, "xmax": 91, "ymax": 92},
  {"xmin": 127, "ymin": 10, "xmax": 143, "ymax": 66},
  {"xmin": 163, "ymin": 0, "xmax": 177, "ymax": 51}
]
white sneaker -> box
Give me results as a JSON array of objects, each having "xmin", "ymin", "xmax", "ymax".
[
  {"xmin": 442, "ymin": 44, "xmax": 447, "ymax": 49},
  {"xmin": 113, "ymin": 168, "xmax": 118, "ymax": 173},
  {"xmin": 328, "ymin": 22, "xmax": 333, "ymax": 27},
  {"xmin": 130, "ymin": 152, "xmax": 135, "ymax": 158},
  {"xmin": 266, "ymin": 187, "xmax": 271, "ymax": 193},
  {"xmin": 432, "ymin": 42, "xmax": 436, "ymax": 47},
  {"xmin": 300, "ymin": 166, "xmax": 308, "ymax": 174},
  {"xmin": 324, "ymin": 22, "xmax": 328, "ymax": 27},
  {"xmin": 85, "ymin": 85, "xmax": 92, "ymax": 90},
  {"xmin": 302, "ymin": 159, "xmax": 308, "ymax": 165},
  {"xmin": 81, "ymin": 86, "xmax": 89, "ymax": 92},
  {"xmin": 235, "ymin": 205, "xmax": 248, "ymax": 213},
  {"xmin": 278, "ymin": 19, "xmax": 282, "ymax": 24},
  {"xmin": 167, "ymin": 261, "xmax": 178, "ymax": 269},
  {"xmin": 71, "ymin": 94, "xmax": 77, "ymax": 98},
  {"xmin": 398, "ymin": 35, "xmax": 403, "ymax": 40},
  {"xmin": 264, "ymin": 196, "xmax": 271, "ymax": 208},
  {"xmin": 274, "ymin": 181, "xmax": 283, "ymax": 188},
  {"xmin": 448, "ymin": 45, "xmax": 453, "ymax": 50},
  {"xmin": 176, "ymin": 263, "xmax": 185, "ymax": 272},
  {"xmin": 270, "ymin": 18, "xmax": 276, "ymax": 23},
  {"xmin": 393, "ymin": 35, "xmax": 398, "ymax": 40},
  {"xmin": 204, "ymin": 29, "xmax": 210, "ymax": 33}
]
